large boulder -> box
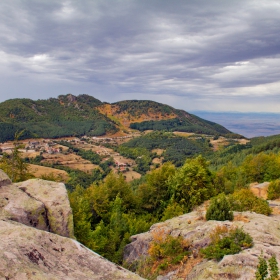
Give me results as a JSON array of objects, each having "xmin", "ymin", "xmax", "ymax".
[
  {"xmin": 0, "ymin": 183, "xmax": 48, "ymax": 230},
  {"xmin": 0, "ymin": 219, "xmax": 145, "ymax": 280},
  {"xmin": 15, "ymin": 179, "xmax": 74, "ymax": 238},
  {"xmin": 0, "ymin": 169, "xmax": 74, "ymax": 238},
  {"xmin": 124, "ymin": 207, "xmax": 280, "ymax": 280},
  {"xmin": 0, "ymin": 170, "xmax": 48, "ymax": 230}
]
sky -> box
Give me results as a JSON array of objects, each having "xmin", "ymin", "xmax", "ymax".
[{"xmin": 1, "ymin": 0, "xmax": 280, "ymax": 113}]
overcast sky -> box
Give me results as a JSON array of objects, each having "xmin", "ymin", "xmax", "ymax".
[{"xmin": 1, "ymin": 0, "xmax": 280, "ymax": 112}]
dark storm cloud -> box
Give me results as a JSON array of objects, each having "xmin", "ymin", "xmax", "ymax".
[{"xmin": 0, "ymin": 0, "xmax": 280, "ymax": 111}]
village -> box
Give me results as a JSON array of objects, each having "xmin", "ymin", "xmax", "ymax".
[{"xmin": 0, "ymin": 135, "xmax": 142, "ymax": 182}]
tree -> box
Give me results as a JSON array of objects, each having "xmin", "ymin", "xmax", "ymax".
[
  {"xmin": 137, "ymin": 162, "xmax": 176, "ymax": 214},
  {"xmin": 68, "ymin": 185, "xmax": 96, "ymax": 249},
  {"xmin": 267, "ymin": 179, "xmax": 280, "ymax": 200},
  {"xmin": 241, "ymin": 153, "xmax": 280, "ymax": 183},
  {"xmin": 161, "ymin": 198, "xmax": 184, "ymax": 221},
  {"xmin": 268, "ymin": 255, "xmax": 279, "ymax": 280},
  {"xmin": 169, "ymin": 155, "xmax": 214, "ymax": 211},
  {"xmin": 228, "ymin": 189, "xmax": 271, "ymax": 216},
  {"xmin": 87, "ymin": 172, "xmax": 136, "ymax": 221},
  {"xmin": 206, "ymin": 193, "xmax": 233, "ymax": 221},
  {"xmin": 0, "ymin": 131, "xmax": 31, "ymax": 182}
]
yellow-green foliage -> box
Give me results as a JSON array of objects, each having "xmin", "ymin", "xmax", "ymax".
[
  {"xmin": 68, "ymin": 185, "xmax": 96, "ymax": 249},
  {"xmin": 69, "ymin": 173, "xmax": 156, "ymax": 264},
  {"xmin": 267, "ymin": 179, "xmax": 280, "ymax": 200},
  {"xmin": 0, "ymin": 135, "xmax": 32, "ymax": 182},
  {"xmin": 87, "ymin": 171, "xmax": 136, "ymax": 219},
  {"xmin": 241, "ymin": 152, "xmax": 280, "ymax": 182},
  {"xmin": 161, "ymin": 200, "xmax": 184, "ymax": 221},
  {"xmin": 137, "ymin": 162, "xmax": 176, "ymax": 214},
  {"xmin": 169, "ymin": 155, "xmax": 215, "ymax": 211},
  {"xmin": 136, "ymin": 228, "xmax": 190, "ymax": 279},
  {"xmin": 201, "ymin": 226, "xmax": 253, "ymax": 260},
  {"xmin": 228, "ymin": 189, "xmax": 272, "ymax": 215}
]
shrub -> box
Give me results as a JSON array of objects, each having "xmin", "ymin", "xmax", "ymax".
[
  {"xmin": 255, "ymin": 253, "xmax": 279, "ymax": 280},
  {"xmin": 228, "ymin": 189, "xmax": 272, "ymax": 216},
  {"xmin": 206, "ymin": 193, "xmax": 233, "ymax": 221},
  {"xmin": 201, "ymin": 226, "xmax": 253, "ymax": 260},
  {"xmin": 267, "ymin": 179, "xmax": 280, "ymax": 200},
  {"xmin": 136, "ymin": 227, "xmax": 191, "ymax": 279},
  {"xmin": 148, "ymin": 228, "xmax": 190, "ymax": 262},
  {"xmin": 161, "ymin": 201, "xmax": 184, "ymax": 221}
]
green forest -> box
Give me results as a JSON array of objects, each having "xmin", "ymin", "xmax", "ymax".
[
  {"xmin": 0, "ymin": 94, "xmax": 240, "ymax": 142},
  {"xmin": 0, "ymin": 95, "xmax": 118, "ymax": 142}
]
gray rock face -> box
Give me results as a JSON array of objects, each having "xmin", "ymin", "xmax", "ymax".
[
  {"xmin": 0, "ymin": 219, "xmax": 144, "ymax": 280},
  {"xmin": 0, "ymin": 183, "xmax": 48, "ymax": 230},
  {"xmin": 0, "ymin": 169, "xmax": 145, "ymax": 280},
  {"xmin": 0, "ymin": 169, "xmax": 12, "ymax": 187},
  {"xmin": 0, "ymin": 171, "xmax": 74, "ymax": 238},
  {"xmin": 124, "ymin": 208, "xmax": 280, "ymax": 280},
  {"xmin": 15, "ymin": 179, "xmax": 74, "ymax": 238}
]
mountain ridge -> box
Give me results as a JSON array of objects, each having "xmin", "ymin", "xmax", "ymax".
[{"xmin": 0, "ymin": 94, "xmax": 241, "ymax": 142}]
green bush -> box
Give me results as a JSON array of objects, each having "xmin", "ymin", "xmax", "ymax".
[
  {"xmin": 206, "ymin": 193, "xmax": 233, "ymax": 221},
  {"xmin": 228, "ymin": 189, "xmax": 272, "ymax": 216},
  {"xmin": 135, "ymin": 229, "xmax": 190, "ymax": 279},
  {"xmin": 201, "ymin": 227, "xmax": 253, "ymax": 260},
  {"xmin": 255, "ymin": 253, "xmax": 279, "ymax": 280},
  {"xmin": 267, "ymin": 179, "xmax": 280, "ymax": 200}
]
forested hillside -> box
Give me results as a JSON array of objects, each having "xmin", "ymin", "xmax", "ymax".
[
  {"xmin": 118, "ymin": 131, "xmax": 212, "ymax": 169},
  {"xmin": 0, "ymin": 93, "xmax": 241, "ymax": 142},
  {"xmin": 100, "ymin": 99, "xmax": 239, "ymax": 137},
  {"xmin": 0, "ymin": 94, "xmax": 118, "ymax": 142}
]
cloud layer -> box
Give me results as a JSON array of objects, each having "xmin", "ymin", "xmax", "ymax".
[{"xmin": 0, "ymin": 0, "xmax": 280, "ymax": 112}]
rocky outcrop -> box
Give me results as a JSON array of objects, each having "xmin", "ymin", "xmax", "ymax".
[
  {"xmin": 0, "ymin": 169, "xmax": 12, "ymax": 187},
  {"xmin": 0, "ymin": 170, "xmax": 48, "ymax": 231},
  {"xmin": 0, "ymin": 170, "xmax": 74, "ymax": 238},
  {"xmin": 124, "ymin": 207, "xmax": 280, "ymax": 280},
  {"xmin": 0, "ymin": 169, "xmax": 145, "ymax": 280},
  {"xmin": 0, "ymin": 219, "xmax": 144, "ymax": 280},
  {"xmin": 250, "ymin": 182, "xmax": 270, "ymax": 199},
  {"xmin": 15, "ymin": 179, "xmax": 74, "ymax": 238},
  {"xmin": 0, "ymin": 183, "xmax": 48, "ymax": 230}
]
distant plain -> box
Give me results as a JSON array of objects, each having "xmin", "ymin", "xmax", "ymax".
[{"xmin": 191, "ymin": 112, "xmax": 280, "ymax": 138}]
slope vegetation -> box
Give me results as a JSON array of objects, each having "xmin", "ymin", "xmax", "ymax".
[
  {"xmin": 0, "ymin": 94, "xmax": 239, "ymax": 142},
  {"xmin": 0, "ymin": 94, "xmax": 118, "ymax": 142},
  {"xmin": 99, "ymin": 100, "xmax": 236, "ymax": 136}
]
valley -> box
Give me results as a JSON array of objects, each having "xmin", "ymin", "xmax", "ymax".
[
  {"xmin": 1, "ymin": 94, "xmax": 280, "ymax": 280},
  {"xmin": 0, "ymin": 131, "xmax": 247, "ymax": 186}
]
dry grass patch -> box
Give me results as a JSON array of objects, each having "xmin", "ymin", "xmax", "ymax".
[
  {"xmin": 151, "ymin": 149, "xmax": 164, "ymax": 156},
  {"xmin": 271, "ymin": 206, "xmax": 280, "ymax": 215},
  {"xmin": 28, "ymin": 164, "xmax": 69, "ymax": 181},
  {"xmin": 123, "ymin": 170, "xmax": 141, "ymax": 182},
  {"xmin": 64, "ymin": 163, "xmax": 100, "ymax": 173},
  {"xmin": 234, "ymin": 214, "xmax": 250, "ymax": 223}
]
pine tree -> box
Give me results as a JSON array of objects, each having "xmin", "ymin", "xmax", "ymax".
[
  {"xmin": 256, "ymin": 253, "xmax": 268, "ymax": 280},
  {"xmin": 0, "ymin": 131, "xmax": 31, "ymax": 182},
  {"xmin": 268, "ymin": 255, "xmax": 279, "ymax": 280},
  {"xmin": 206, "ymin": 193, "xmax": 233, "ymax": 221}
]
